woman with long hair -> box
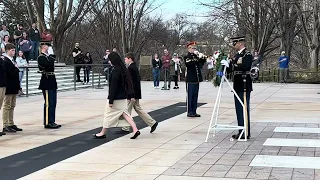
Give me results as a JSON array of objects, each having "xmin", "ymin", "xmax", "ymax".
[
  {"xmin": 151, "ymin": 53, "xmax": 162, "ymax": 88},
  {"xmin": 93, "ymin": 52, "xmax": 140, "ymax": 139},
  {"xmin": 15, "ymin": 50, "xmax": 28, "ymax": 95},
  {"xmin": 83, "ymin": 52, "xmax": 92, "ymax": 84},
  {"xmin": 1, "ymin": 35, "xmax": 10, "ymax": 55},
  {"xmin": 18, "ymin": 32, "xmax": 32, "ymax": 63}
]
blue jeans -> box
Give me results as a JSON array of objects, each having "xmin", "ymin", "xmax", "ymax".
[
  {"xmin": 152, "ymin": 68, "xmax": 160, "ymax": 87},
  {"xmin": 19, "ymin": 71, "xmax": 24, "ymax": 88},
  {"xmin": 30, "ymin": 41, "xmax": 40, "ymax": 60}
]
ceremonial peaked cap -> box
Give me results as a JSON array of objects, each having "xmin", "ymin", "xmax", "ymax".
[
  {"xmin": 40, "ymin": 41, "xmax": 52, "ymax": 46},
  {"xmin": 230, "ymin": 36, "xmax": 245, "ymax": 44},
  {"xmin": 186, "ymin": 41, "xmax": 197, "ymax": 48}
]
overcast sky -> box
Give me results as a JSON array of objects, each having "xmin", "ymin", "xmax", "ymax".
[{"xmin": 152, "ymin": 0, "xmax": 214, "ymax": 22}]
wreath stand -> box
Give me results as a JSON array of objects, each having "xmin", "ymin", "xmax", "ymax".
[{"xmin": 205, "ymin": 65, "xmax": 248, "ymax": 142}]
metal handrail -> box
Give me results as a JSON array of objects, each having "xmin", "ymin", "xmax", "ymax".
[{"xmin": 22, "ymin": 63, "xmax": 110, "ymax": 97}]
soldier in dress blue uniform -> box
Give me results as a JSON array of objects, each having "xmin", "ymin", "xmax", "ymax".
[
  {"xmin": 228, "ymin": 36, "xmax": 253, "ymax": 139},
  {"xmin": 37, "ymin": 42, "xmax": 61, "ymax": 129},
  {"xmin": 184, "ymin": 42, "xmax": 206, "ymax": 117}
]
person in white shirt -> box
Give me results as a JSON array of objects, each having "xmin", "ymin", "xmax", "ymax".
[
  {"xmin": 0, "ymin": 25, "xmax": 10, "ymax": 44},
  {"xmin": 15, "ymin": 50, "xmax": 28, "ymax": 94},
  {"xmin": 169, "ymin": 53, "xmax": 182, "ymax": 89},
  {"xmin": 1, "ymin": 35, "xmax": 10, "ymax": 55},
  {"xmin": 205, "ymin": 55, "xmax": 214, "ymax": 81}
]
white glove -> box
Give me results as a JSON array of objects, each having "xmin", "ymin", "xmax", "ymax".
[
  {"xmin": 199, "ymin": 53, "xmax": 204, "ymax": 58},
  {"xmin": 221, "ymin": 60, "xmax": 229, "ymax": 67}
]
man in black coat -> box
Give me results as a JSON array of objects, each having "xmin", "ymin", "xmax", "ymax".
[
  {"xmin": 2, "ymin": 43, "xmax": 23, "ymax": 133},
  {"xmin": 37, "ymin": 42, "xmax": 61, "ymax": 129},
  {"xmin": 122, "ymin": 52, "xmax": 158, "ymax": 133},
  {"xmin": 0, "ymin": 53, "xmax": 7, "ymax": 136},
  {"xmin": 227, "ymin": 36, "xmax": 253, "ymax": 139}
]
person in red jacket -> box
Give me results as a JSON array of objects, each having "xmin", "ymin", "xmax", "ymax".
[{"xmin": 161, "ymin": 49, "xmax": 172, "ymax": 89}]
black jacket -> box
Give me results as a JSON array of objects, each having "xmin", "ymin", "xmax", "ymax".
[
  {"xmin": 230, "ymin": 48, "xmax": 253, "ymax": 93},
  {"xmin": 28, "ymin": 28, "xmax": 41, "ymax": 41},
  {"xmin": 108, "ymin": 67, "xmax": 133, "ymax": 104},
  {"xmin": 127, "ymin": 62, "xmax": 142, "ymax": 99},
  {"xmin": 38, "ymin": 53, "xmax": 58, "ymax": 90},
  {"xmin": 183, "ymin": 52, "xmax": 206, "ymax": 83},
  {"xmin": 3, "ymin": 56, "xmax": 20, "ymax": 94},
  {"xmin": 0, "ymin": 58, "xmax": 6, "ymax": 87},
  {"xmin": 152, "ymin": 59, "xmax": 162, "ymax": 69}
]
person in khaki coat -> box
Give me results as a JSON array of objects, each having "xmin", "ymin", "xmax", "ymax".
[{"xmin": 121, "ymin": 52, "xmax": 158, "ymax": 133}]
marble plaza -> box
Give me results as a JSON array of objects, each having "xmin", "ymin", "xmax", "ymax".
[{"xmin": 0, "ymin": 81, "xmax": 320, "ymax": 180}]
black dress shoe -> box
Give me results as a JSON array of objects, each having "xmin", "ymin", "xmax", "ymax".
[
  {"xmin": 130, "ymin": 131, "xmax": 141, "ymax": 139},
  {"xmin": 150, "ymin": 122, "xmax": 158, "ymax": 133},
  {"xmin": 52, "ymin": 123, "xmax": 62, "ymax": 128},
  {"xmin": 0, "ymin": 132, "xmax": 6, "ymax": 136},
  {"xmin": 93, "ymin": 134, "xmax": 106, "ymax": 139},
  {"xmin": 187, "ymin": 114, "xmax": 195, "ymax": 117},
  {"xmin": 194, "ymin": 114, "xmax": 201, "ymax": 117},
  {"xmin": 3, "ymin": 127, "xmax": 16, "ymax": 132},
  {"xmin": 10, "ymin": 125, "xmax": 23, "ymax": 131},
  {"xmin": 44, "ymin": 123, "xmax": 60, "ymax": 129}
]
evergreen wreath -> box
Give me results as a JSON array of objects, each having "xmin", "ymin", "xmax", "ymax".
[{"xmin": 213, "ymin": 50, "xmax": 228, "ymax": 87}]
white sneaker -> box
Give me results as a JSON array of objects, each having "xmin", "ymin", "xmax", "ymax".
[{"xmin": 154, "ymin": 86, "xmax": 157, "ymax": 89}]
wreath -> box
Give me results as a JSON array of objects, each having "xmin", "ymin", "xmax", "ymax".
[{"xmin": 213, "ymin": 50, "xmax": 228, "ymax": 87}]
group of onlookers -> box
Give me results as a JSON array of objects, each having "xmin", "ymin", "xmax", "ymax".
[{"xmin": 151, "ymin": 49, "xmax": 216, "ymax": 90}]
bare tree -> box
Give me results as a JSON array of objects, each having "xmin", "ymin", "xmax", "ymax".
[
  {"xmin": 30, "ymin": 0, "xmax": 92, "ymax": 62},
  {"xmin": 295, "ymin": 0, "xmax": 320, "ymax": 71}
]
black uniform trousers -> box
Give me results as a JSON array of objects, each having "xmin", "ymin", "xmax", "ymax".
[
  {"xmin": 234, "ymin": 91, "xmax": 251, "ymax": 137},
  {"xmin": 187, "ymin": 83, "xmax": 199, "ymax": 115},
  {"xmin": 42, "ymin": 90, "xmax": 57, "ymax": 125}
]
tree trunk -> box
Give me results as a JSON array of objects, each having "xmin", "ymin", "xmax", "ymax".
[
  {"xmin": 52, "ymin": 33, "xmax": 65, "ymax": 63},
  {"xmin": 310, "ymin": 47, "xmax": 319, "ymax": 71}
]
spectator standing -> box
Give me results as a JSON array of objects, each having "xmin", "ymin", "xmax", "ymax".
[
  {"xmin": 72, "ymin": 43, "xmax": 84, "ymax": 82},
  {"xmin": 83, "ymin": 52, "xmax": 93, "ymax": 84},
  {"xmin": 18, "ymin": 32, "xmax": 32, "ymax": 63},
  {"xmin": 161, "ymin": 49, "xmax": 171, "ymax": 89},
  {"xmin": 41, "ymin": 29, "xmax": 53, "ymax": 41},
  {"xmin": 169, "ymin": 53, "xmax": 182, "ymax": 89},
  {"xmin": 278, "ymin": 51, "xmax": 290, "ymax": 83},
  {"xmin": 151, "ymin": 53, "xmax": 162, "ymax": 88},
  {"xmin": 28, "ymin": 22, "xmax": 41, "ymax": 60},
  {"xmin": 15, "ymin": 50, "xmax": 28, "ymax": 94},
  {"xmin": 103, "ymin": 49, "xmax": 111, "ymax": 83},
  {"xmin": 13, "ymin": 24, "xmax": 24, "ymax": 54},
  {"xmin": 252, "ymin": 50, "xmax": 261, "ymax": 83},
  {"xmin": 1, "ymin": 35, "xmax": 10, "ymax": 56},
  {"xmin": 205, "ymin": 55, "xmax": 214, "ymax": 81},
  {"xmin": 0, "ymin": 25, "xmax": 10, "ymax": 44}
]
